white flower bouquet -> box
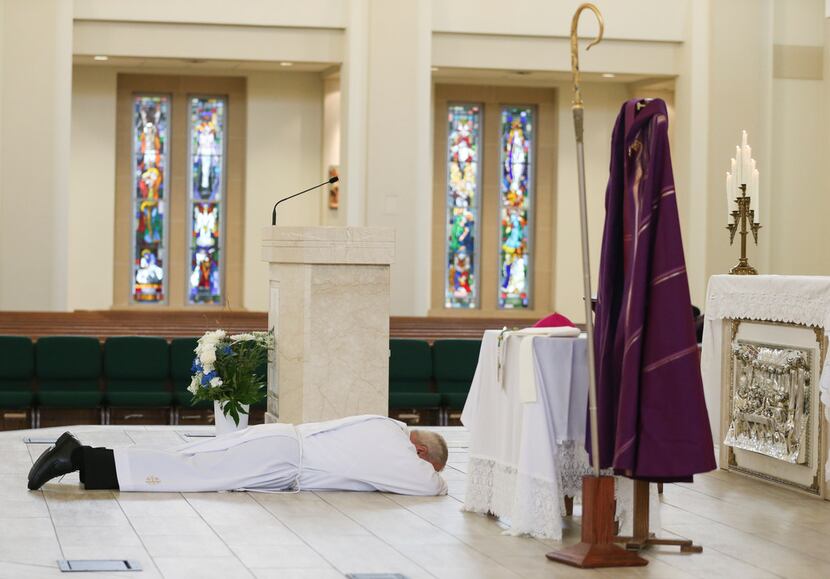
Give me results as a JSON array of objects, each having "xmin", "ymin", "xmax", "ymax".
[{"xmin": 188, "ymin": 330, "xmax": 274, "ymax": 426}]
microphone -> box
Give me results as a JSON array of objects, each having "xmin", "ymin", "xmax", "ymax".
[{"xmin": 271, "ymin": 176, "xmax": 339, "ymax": 226}]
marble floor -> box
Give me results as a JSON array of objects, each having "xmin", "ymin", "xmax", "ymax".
[{"xmin": 1, "ymin": 425, "xmax": 828, "ymax": 579}]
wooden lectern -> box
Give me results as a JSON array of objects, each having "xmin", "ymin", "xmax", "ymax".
[{"xmin": 261, "ymin": 226, "xmax": 395, "ymax": 424}]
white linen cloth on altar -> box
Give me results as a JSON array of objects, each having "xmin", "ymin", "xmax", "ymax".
[
  {"xmin": 701, "ymin": 274, "xmax": 830, "ymax": 479},
  {"xmin": 462, "ymin": 330, "xmax": 659, "ymax": 539},
  {"xmin": 114, "ymin": 415, "xmax": 447, "ymax": 495},
  {"xmin": 495, "ymin": 326, "xmax": 581, "ymax": 403},
  {"xmin": 461, "ymin": 330, "xmax": 593, "ymax": 540}
]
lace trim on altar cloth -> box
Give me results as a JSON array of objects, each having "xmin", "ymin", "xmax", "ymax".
[
  {"xmin": 463, "ymin": 442, "xmax": 661, "ymax": 540},
  {"xmin": 705, "ymin": 287, "xmax": 830, "ymax": 330},
  {"xmin": 554, "ymin": 440, "xmax": 593, "ymax": 499},
  {"xmin": 463, "ymin": 456, "xmax": 564, "ymax": 540}
]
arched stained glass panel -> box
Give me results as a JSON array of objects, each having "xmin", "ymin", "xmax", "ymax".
[
  {"xmin": 445, "ymin": 104, "xmax": 481, "ymax": 309},
  {"xmin": 498, "ymin": 106, "xmax": 534, "ymax": 309},
  {"xmin": 132, "ymin": 95, "xmax": 170, "ymax": 303},
  {"xmin": 187, "ymin": 96, "xmax": 226, "ymax": 305}
]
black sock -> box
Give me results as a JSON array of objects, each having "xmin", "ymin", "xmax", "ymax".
[
  {"xmin": 74, "ymin": 447, "xmax": 120, "ymax": 490},
  {"xmin": 70, "ymin": 446, "xmax": 87, "ymax": 484}
]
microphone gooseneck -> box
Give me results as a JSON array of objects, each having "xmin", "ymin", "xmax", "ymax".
[{"xmin": 271, "ymin": 176, "xmax": 339, "ymax": 226}]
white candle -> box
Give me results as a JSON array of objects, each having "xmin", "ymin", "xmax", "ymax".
[
  {"xmin": 726, "ymin": 172, "xmax": 734, "ymax": 222},
  {"xmin": 752, "ymin": 168, "xmax": 760, "ymax": 223},
  {"xmin": 742, "ymin": 130, "xmax": 748, "ymax": 149},
  {"xmin": 748, "ymin": 159, "xmax": 757, "ymax": 209},
  {"xmin": 735, "ymin": 146, "xmax": 743, "ymax": 185},
  {"xmin": 742, "ymin": 145, "xmax": 752, "ymax": 186}
]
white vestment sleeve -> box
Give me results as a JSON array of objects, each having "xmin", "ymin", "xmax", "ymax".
[{"xmin": 300, "ymin": 418, "xmax": 447, "ymax": 496}]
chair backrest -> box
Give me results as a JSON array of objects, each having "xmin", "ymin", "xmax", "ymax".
[
  {"xmin": 0, "ymin": 336, "xmax": 34, "ymax": 381},
  {"xmin": 36, "ymin": 336, "xmax": 101, "ymax": 386},
  {"xmin": 170, "ymin": 337, "xmax": 199, "ymax": 389},
  {"xmin": 389, "ymin": 339, "xmax": 432, "ymax": 393},
  {"xmin": 432, "ymin": 339, "xmax": 481, "ymax": 393},
  {"xmin": 104, "ymin": 337, "xmax": 169, "ymax": 386}
]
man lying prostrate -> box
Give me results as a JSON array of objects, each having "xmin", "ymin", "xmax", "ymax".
[{"xmin": 27, "ymin": 415, "xmax": 448, "ymax": 496}]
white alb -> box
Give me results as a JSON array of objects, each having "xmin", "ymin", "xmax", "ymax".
[{"xmin": 113, "ymin": 415, "xmax": 447, "ymax": 496}]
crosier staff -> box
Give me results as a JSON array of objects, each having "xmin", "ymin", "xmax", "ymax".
[
  {"xmin": 570, "ymin": 1, "xmax": 603, "ymax": 480},
  {"xmin": 546, "ymin": 4, "xmax": 648, "ymax": 569}
]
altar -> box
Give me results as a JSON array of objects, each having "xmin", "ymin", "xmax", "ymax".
[
  {"xmin": 701, "ymin": 274, "xmax": 830, "ymax": 497},
  {"xmin": 461, "ymin": 330, "xmax": 657, "ymax": 540}
]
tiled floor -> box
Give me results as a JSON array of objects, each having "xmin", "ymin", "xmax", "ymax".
[{"xmin": 2, "ymin": 425, "xmax": 830, "ymax": 578}]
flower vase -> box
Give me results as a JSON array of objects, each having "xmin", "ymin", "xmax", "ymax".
[{"xmin": 214, "ymin": 400, "xmax": 249, "ymax": 435}]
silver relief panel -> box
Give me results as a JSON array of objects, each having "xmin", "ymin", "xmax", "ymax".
[{"xmin": 724, "ymin": 342, "xmax": 811, "ymax": 464}]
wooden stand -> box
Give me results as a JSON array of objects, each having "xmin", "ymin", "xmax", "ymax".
[
  {"xmin": 616, "ymin": 480, "xmax": 703, "ymax": 553},
  {"xmin": 546, "ymin": 476, "xmax": 648, "ymax": 568}
]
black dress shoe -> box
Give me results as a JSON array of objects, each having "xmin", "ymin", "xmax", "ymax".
[
  {"xmin": 28, "ymin": 432, "xmax": 81, "ymax": 490},
  {"xmin": 27, "ymin": 431, "xmax": 74, "ymax": 484}
]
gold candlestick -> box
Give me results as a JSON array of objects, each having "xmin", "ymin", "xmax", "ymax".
[{"xmin": 726, "ymin": 184, "xmax": 761, "ymax": 275}]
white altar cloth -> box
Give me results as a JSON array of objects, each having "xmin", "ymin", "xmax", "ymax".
[
  {"xmin": 461, "ymin": 330, "xmax": 592, "ymax": 539},
  {"xmin": 701, "ymin": 274, "xmax": 830, "ymax": 479}
]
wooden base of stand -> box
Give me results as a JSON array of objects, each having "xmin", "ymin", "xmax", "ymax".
[
  {"xmin": 546, "ymin": 476, "xmax": 648, "ymax": 568},
  {"xmin": 564, "ymin": 495, "xmax": 574, "ymax": 516},
  {"xmin": 615, "ymin": 480, "xmax": 703, "ymax": 554}
]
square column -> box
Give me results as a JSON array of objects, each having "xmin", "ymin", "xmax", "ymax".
[
  {"xmin": 0, "ymin": 0, "xmax": 73, "ymax": 310},
  {"xmin": 261, "ymin": 226, "xmax": 394, "ymax": 424}
]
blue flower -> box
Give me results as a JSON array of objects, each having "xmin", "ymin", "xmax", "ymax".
[
  {"xmin": 222, "ymin": 345, "xmax": 232, "ymax": 355},
  {"xmin": 191, "ymin": 358, "xmax": 202, "ymax": 373}
]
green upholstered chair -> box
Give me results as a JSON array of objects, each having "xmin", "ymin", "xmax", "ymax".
[
  {"xmin": 170, "ymin": 337, "xmax": 211, "ymax": 414},
  {"xmin": 0, "ymin": 336, "xmax": 35, "ymax": 428},
  {"xmin": 104, "ymin": 337, "xmax": 172, "ymax": 414},
  {"xmin": 432, "ymin": 339, "xmax": 482, "ymax": 423},
  {"xmin": 389, "ymin": 339, "xmax": 440, "ymax": 418},
  {"xmin": 35, "ymin": 336, "xmax": 104, "ymax": 420}
]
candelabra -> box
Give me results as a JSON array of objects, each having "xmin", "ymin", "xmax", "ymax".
[
  {"xmin": 725, "ymin": 130, "xmax": 762, "ymax": 275},
  {"xmin": 727, "ymin": 184, "xmax": 761, "ymax": 275}
]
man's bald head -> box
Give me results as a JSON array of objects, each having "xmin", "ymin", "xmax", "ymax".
[{"xmin": 409, "ymin": 430, "xmax": 448, "ymax": 472}]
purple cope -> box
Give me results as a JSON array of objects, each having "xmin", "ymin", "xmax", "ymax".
[{"xmin": 590, "ymin": 98, "xmax": 716, "ymax": 482}]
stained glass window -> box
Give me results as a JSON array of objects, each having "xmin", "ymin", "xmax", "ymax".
[
  {"xmin": 132, "ymin": 95, "xmax": 170, "ymax": 303},
  {"xmin": 445, "ymin": 104, "xmax": 481, "ymax": 308},
  {"xmin": 498, "ymin": 106, "xmax": 534, "ymax": 309},
  {"xmin": 187, "ymin": 96, "xmax": 226, "ymax": 305}
]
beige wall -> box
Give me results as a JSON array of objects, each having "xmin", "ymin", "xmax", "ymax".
[
  {"xmin": 0, "ymin": 2, "xmax": 4, "ymax": 285},
  {"xmin": 432, "ymin": 0, "xmax": 687, "ymax": 42},
  {"xmin": 364, "ymin": 0, "xmax": 432, "ymax": 316},
  {"xmin": 65, "ymin": 67, "xmax": 322, "ymax": 312},
  {"xmin": 769, "ymin": 78, "xmax": 825, "ymax": 274},
  {"xmin": 321, "ymin": 76, "xmax": 343, "ymax": 226},
  {"xmin": 673, "ymin": 0, "xmax": 710, "ymax": 307},
  {"xmin": 552, "ymin": 82, "xmax": 631, "ymax": 323},
  {"xmin": 68, "ymin": 66, "xmax": 117, "ymax": 310},
  {"xmin": 243, "ymin": 72, "xmax": 323, "ymax": 311},
  {"xmin": 4, "ymin": 0, "xmax": 830, "ymax": 317},
  {"xmin": 73, "ymin": 0, "xmax": 347, "ymax": 28},
  {"xmin": 705, "ymin": 0, "xmax": 771, "ymax": 285},
  {"xmin": 0, "ymin": 0, "xmax": 72, "ymax": 311},
  {"xmin": 769, "ymin": 0, "xmax": 829, "ymax": 276}
]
